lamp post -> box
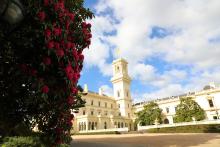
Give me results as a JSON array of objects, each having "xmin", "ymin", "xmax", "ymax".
[{"xmin": 0, "ymin": 0, "xmax": 24, "ymax": 25}]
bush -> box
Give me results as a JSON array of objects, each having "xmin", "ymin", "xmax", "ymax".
[
  {"xmin": 145, "ymin": 124, "xmax": 220, "ymax": 133},
  {"xmin": 0, "ymin": 136, "xmax": 70, "ymax": 147},
  {"xmin": 1, "ymin": 136, "xmax": 43, "ymax": 147}
]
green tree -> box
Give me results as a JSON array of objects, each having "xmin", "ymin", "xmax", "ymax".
[
  {"xmin": 136, "ymin": 102, "xmax": 162, "ymax": 126},
  {"xmin": 0, "ymin": 0, "xmax": 93, "ymax": 145},
  {"xmin": 174, "ymin": 97, "xmax": 206, "ymax": 123}
]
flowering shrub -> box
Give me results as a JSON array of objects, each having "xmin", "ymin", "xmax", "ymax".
[{"xmin": 0, "ymin": 0, "xmax": 93, "ymax": 146}]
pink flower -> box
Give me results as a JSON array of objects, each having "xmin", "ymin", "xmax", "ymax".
[
  {"xmin": 79, "ymin": 54, "xmax": 84, "ymax": 61},
  {"xmin": 68, "ymin": 13, "xmax": 75, "ymax": 21},
  {"xmin": 82, "ymin": 22, "xmax": 87, "ymax": 28},
  {"xmin": 65, "ymin": 64, "xmax": 73, "ymax": 74},
  {"xmin": 54, "ymin": 42, "xmax": 60, "ymax": 50},
  {"xmin": 44, "ymin": 0, "xmax": 49, "ymax": 6},
  {"xmin": 44, "ymin": 28, "xmax": 51, "ymax": 39},
  {"xmin": 87, "ymin": 33, "xmax": 92, "ymax": 38},
  {"xmin": 71, "ymin": 87, "xmax": 78, "ymax": 95},
  {"xmin": 53, "ymin": 27, "xmax": 62, "ymax": 36},
  {"xmin": 47, "ymin": 41, "xmax": 54, "ymax": 49},
  {"xmin": 65, "ymin": 42, "xmax": 72, "ymax": 49},
  {"xmin": 86, "ymin": 23, "xmax": 91, "ymax": 28},
  {"xmin": 43, "ymin": 57, "xmax": 51, "ymax": 65},
  {"xmin": 42, "ymin": 85, "xmax": 49, "ymax": 93},
  {"xmin": 54, "ymin": 2, "xmax": 64, "ymax": 12},
  {"xmin": 37, "ymin": 11, "xmax": 46, "ymax": 22},
  {"xmin": 67, "ymin": 96, "xmax": 74, "ymax": 105},
  {"xmin": 56, "ymin": 49, "xmax": 64, "ymax": 57}
]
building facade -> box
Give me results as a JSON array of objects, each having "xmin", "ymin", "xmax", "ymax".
[{"xmin": 72, "ymin": 58, "xmax": 220, "ymax": 133}]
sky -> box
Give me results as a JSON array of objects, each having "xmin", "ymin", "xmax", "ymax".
[{"xmin": 80, "ymin": 0, "xmax": 220, "ymax": 102}]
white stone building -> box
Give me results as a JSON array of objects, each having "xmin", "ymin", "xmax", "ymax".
[{"xmin": 72, "ymin": 58, "xmax": 220, "ymax": 133}]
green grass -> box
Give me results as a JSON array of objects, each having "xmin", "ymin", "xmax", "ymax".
[{"xmin": 145, "ymin": 124, "xmax": 220, "ymax": 133}]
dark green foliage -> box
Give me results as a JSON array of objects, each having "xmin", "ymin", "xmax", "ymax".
[
  {"xmin": 136, "ymin": 102, "xmax": 162, "ymax": 126},
  {"xmin": 1, "ymin": 136, "xmax": 70, "ymax": 147},
  {"xmin": 1, "ymin": 136, "xmax": 44, "ymax": 147},
  {"xmin": 145, "ymin": 124, "xmax": 220, "ymax": 133},
  {"xmin": 0, "ymin": 0, "xmax": 93, "ymax": 145},
  {"xmin": 174, "ymin": 97, "xmax": 206, "ymax": 123}
]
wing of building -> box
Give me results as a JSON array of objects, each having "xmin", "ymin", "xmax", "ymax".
[{"xmin": 72, "ymin": 58, "xmax": 220, "ymax": 133}]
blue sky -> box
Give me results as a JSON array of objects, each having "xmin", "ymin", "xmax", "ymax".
[{"xmin": 80, "ymin": 0, "xmax": 220, "ymax": 102}]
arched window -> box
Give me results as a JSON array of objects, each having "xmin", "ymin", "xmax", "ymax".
[
  {"xmin": 83, "ymin": 122, "xmax": 86, "ymax": 130},
  {"xmin": 88, "ymin": 122, "xmax": 91, "ymax": 130},
  {"xmin": 121, "ymin": 122, "xmax": 124, "ymax": 128},
  {"xmin": 118, "ymin": 122, "xmax": 120, "ymax": 128},
  {"xmin": 104, "ymin": 122, "xmax": 107, "ymax": 129},
  {"xmin": 92, "ymin": 122, "xmax": 94, "ymax": 130},
  {"xmin": 164, "ymin": 118, "xmax": 169, "ymax": 124}
]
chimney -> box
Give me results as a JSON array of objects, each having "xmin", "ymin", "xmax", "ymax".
[
  {"xmin": 84, "ymin": 84, "xmax": 88, "ymax": 93},
  {"xmin": 99, "ymin": 88, "xmax": 103, "ymax": 95}
]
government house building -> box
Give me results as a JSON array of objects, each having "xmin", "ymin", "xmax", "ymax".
[{"xmin": 72, "ymin": 58, "xmax": 220, "ymax": 133}]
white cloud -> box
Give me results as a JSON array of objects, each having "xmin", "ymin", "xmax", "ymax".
[
  {"xmin": 86, "ymin": 0, "xmax": 220, "ymax": 101},
  {"xmin": 100, "ymin": 85, "xmax": 113, "ymax": 96},
  {"xmin": 84, "ymin": 15, "xmax": 114, "ymax": 76}
]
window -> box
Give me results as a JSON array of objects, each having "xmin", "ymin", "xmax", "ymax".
[
  {"xmin": 117, "ymin": 90, "xmax": 120, "ymax": 97},
  {"xmin": 119, "ymin": 112, "xmax": 121, "ymax": 116},
  {"xmin": 91, "ymin": 111, "xmax": 94, "ymax": 115},
  {"xmin": 105, "ymin": 102, "xmax": 107, "ymax": 108},
  {"xmin": 127, "ymin": 91, "xmax": 129, "ymax": 97},
  {"xmin": 83, "ymin": 122, "xmax": 86, "ymax": 130},
  {"xmin": 118, "ymin": 122, "xmax": 120, "ymax": 128},
  {"xmin": 104, "ymin": 111, "xmax": 108, "ymax": 116},
  {"xmin": 208, "ymin": 99, "xmax": 214, "ymax": 107},
  {"xmin": 111, "ymin": 104, "xmax": 113, "ymax": 108},
  {"xmin": 88, "ymin": 122, "xmax": 91, "ymax": 130},
  {"xmin": 98, "ymin": 101, "xmax": 101, "ymax": 107},
  {"xmin": 95, "ymin": 122, "xmax": 97, "ymax": 129},
  {"xmin": 98, "ymin": 111, "xmax": 101, "ymax": 115},
  {"xmin": 91, "ymin": 100, "xmax": 93, "ymax": 106},
  {"xmin": 121, "ymin": 122, "xmax": 124, "ymax": 128},
  {"xmin": 91, "ymin": 122, "xmax": 94, "ymax": 130},
  {"xmin": 128, "ymin": 113, "xmax": 130, "ymax": 118},
  {"xmin": 166, "ymin": 107, "xmax": 169, "ymax": 113},
  {"xmin": 118, "ymin": 104, "xmax": 120, "ymax": 108},
  {"xmin": 83, "ymin": 110, "xmax": 86, "ymax": 115},
  {"xmin": 128, "ymin": 104, "xmax": 129, "ymax": 108},
  {"xmin": 104, "ymin": 122, "xmax": 107, "ymax": 129},
  {"xmin": 125, "ymin": 123, "xmax": 128, "ymax": 127},
  {"xmin": 117, "ymin": 66, "xmax": 120, "ymax": 72},
  {"xmin": 213, "ymin": 116, "xmax": 218, "ymax": 120}
]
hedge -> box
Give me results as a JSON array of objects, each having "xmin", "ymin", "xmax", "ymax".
[
  {"xmin": 72, "ymin": 131, "xmax": 121, "ymax": 135},
  {"xmin": 145, "ymin": 124, "xmax": 220, "ymax": 133},
  {"xmin": 0, "ymin": 136, "xmax": 69, "ymax": 147}
]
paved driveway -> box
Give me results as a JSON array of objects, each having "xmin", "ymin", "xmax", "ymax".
[{"xmin": 71, "ymin": 133, "xmax": 220, "ymax": 147}]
